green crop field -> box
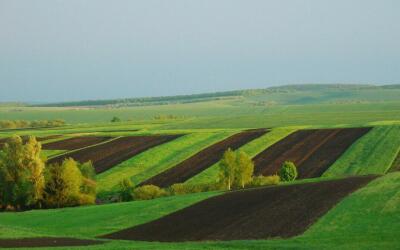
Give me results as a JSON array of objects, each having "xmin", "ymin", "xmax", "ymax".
[{"xmin": 324, "ymin": 125, "xmax": 400, "ymax": 176}]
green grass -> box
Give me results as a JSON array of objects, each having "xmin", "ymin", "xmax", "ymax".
[
  {"xmin": 2, "ymin": 173, "xmax": 399, "ymax": 249},
  {"xmin": 186, "ymin": 127, "xmax": 299, "ymax": 184},
  {"xmin": 324, "ymin": 126, "xmax": 400, "ymax": 176},
  {"xmin": 0, "ymin": 191, "xmax": 220, "ymax": 238},
  {"xmin": 41, "ymin": 150, "xmax": 66, "ymax": 158},
  {"xmin": 97, "ymin": 131, "xmax": 234, "ymax": 194}
]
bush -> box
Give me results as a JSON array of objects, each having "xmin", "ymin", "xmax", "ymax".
[
  {"xmin": 279, "ymin": 161, "xmax": 298, "ymax": 182},
  {"xmin": 111, "ymin": 116, "xmax": 121, "ymax": 122},
  {"xmin": 119, "ymin": 178, "xmax": 134, "ymax": 201},
  {"xmin": 132, "ymin": 185, "xmax": 167, "ymax": 200},
  {"xmin": 169, "ymin": 182, "xmax": 223, "ymax": 196},
  {"xmin": 249, "ymin": 175, "xmax": 280, "ymax": 187}
]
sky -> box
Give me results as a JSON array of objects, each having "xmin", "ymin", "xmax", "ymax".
[{"xmin": 0, "ymin": 0, "xmax": 399, "ymax": 103}]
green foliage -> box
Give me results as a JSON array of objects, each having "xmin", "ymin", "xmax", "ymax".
[
  {"xmin": 279, "ymin": 161, "xmax": 297, "ymax": 182},
  {"xmin": 249, "ymin": 175, "xmax": 280, "ymax": 187},
  {"xmin": 119, "ymin": 178, "xmax": 134, "ymax": 202},
  {"xmin": 111, "ymin": 116, "xmax": 121, "ymax": 123},
  {"xmin": 0, "ymin": 136, "xmax": 45, "ymax": 210},
  {"xmin": 218, "ymin": 149, "xmax": 255, "ymax": 190},
  {"xmin": 169, "ymin": 182, "xmax": 223, "ymax": 196},
  {"xmin": 218, "ymin": 148, "xmax": 237, "ymax": 190},
  {"xmin": 44, "ymin": 158, "xmax": 95, "ymax": 208},
  {"xmin": 234, "ymin": 151, "xmax": 254, "ymax": 188},
  {"xmin": 132, "ymin": 185, "xmax": 167, "ymax": 200}
]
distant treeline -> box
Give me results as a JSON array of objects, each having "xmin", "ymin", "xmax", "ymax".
[
  {"xmin": 33, "ymin": 84, "xmax": 399, "ymax": 108},
  {"xmin": 0, "ymin": 119, "xmax": 65, "ymax": 129}
]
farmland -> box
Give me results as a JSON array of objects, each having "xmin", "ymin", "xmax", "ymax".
[{"xmin": 0, "ymin": 84, "xmax": 399, "ymax": 249}]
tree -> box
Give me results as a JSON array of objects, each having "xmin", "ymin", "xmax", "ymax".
[
  {"xmin": 234, "ymin": 151, "xmax": 254, "ymax": 188},
  {"xmin": 111, "ymin": 116, "xmax": 121, "ymax": 122},
  {"xmin": 77, "ymin": 161, "xmax": 96, "ymax": 202},
  {"xmin": 278, "ymin": 161, "xmax": 297, "ymax": 182},
  {"xmin": 0, "ymin": 136, "xmax": 45, "ymax": 210},
  {"xmin": 44, "ymin": 158, "xmax": 83, "ymax": 208},
  {"xmin": 218, "ymin": 148, "xmax": 237, "ymax": 190}
]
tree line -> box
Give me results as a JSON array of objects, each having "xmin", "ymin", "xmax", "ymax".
[
  {"xmin": 0, "ymin": 136, "xmax": 96, "ymax": 211},
  {"xmin": 0, "ymin": 119, "xmax": 65, "ymax": 129}
]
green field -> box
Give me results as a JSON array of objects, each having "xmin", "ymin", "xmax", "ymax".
[{"xmin": 324, "ymin": 125, "xmax": 400, "ymax": 176}]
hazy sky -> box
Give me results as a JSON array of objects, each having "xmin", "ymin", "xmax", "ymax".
[{"xmin": 1, "ymin": 0, "xmax": 399, "ymax": 102}]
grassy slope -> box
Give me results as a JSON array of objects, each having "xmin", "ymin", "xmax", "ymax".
[
  {"xmin": 2, "ymin": 173, "xmax": 399, "ymax": 249},
  {"xmin": 324, "ymin": 125, "xmax": 400, "ymax": 176},
  {"xmin": 186, "ymin": 127, "xmax": 298, "ymax": 184},
  {"xmin": 0, "ymin": 191, "xmax": 220, "ymax": 238},
  {"xmin": 97, "ymin": 132, "xmax": 234, "ymax": 194}
]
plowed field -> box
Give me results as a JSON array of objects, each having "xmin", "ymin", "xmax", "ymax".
[{"xmin": 140, "ymin": 129, "xmax": 267, "ymax": 187}]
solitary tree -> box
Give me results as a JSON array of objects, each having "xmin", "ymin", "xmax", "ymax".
[
  {"xmin": 278, "ymin": 161, "xmax": 297, "ymax": 182},
  {"xmin": 0, "ymin": 136, "xmax": 45, "ymax": 210},
  {"xmin": 218, "ymin": 148, "xmax": 237, "ymax": 190},
  {"xmin": 234, "ymin": 151, "xmax": 254, "ymax": 188}
]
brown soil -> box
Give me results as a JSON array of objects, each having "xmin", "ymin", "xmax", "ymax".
[
  {"xmin": 103, "ymin": 175, "xmax": 376, "ymax": 242},
  {"xmin": 0, "ymin": 237, "xmax": 103, "ymax": 248},
  {"xmin": 48, "ymin": 135, "xmax": 182, "ymax": 173},
  {"xmin": 253, "ymin": 127, "xmax": 371, "ymax": 178},
  {"xmin": 42, "ymin": 136, "xmax": 112, "ymax": 150},
  {"xmin": 139, "ymin": 129, "xmax": 268, "ymax": 188}
]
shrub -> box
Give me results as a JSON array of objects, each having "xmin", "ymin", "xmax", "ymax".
[
  {"xmin": 111, "ymin": 116, "xmax": 121, "ymax": 122},
  {"xmin": 132, "ymin": 185, "xmax": 167, "ymax": 200},
  {"xmin": 249, "ymin": 175, "xmax": 280, "ymax": 187},
  {"xmin": 44, "ymin": 158, "xmax": 96, "ymax": 208},
  {"xmin": 119, "ymin": 178, "xmax": 134, "ymax": 201},
  {"xmin": 169, "ymin": 182, "xmax": 223, "ymax": 196},
  {"xmin": 279, "ymin": 161, "xmax": 298, "ymax": 182}
]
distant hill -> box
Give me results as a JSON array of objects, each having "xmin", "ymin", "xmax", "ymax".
[{"xmin": 33, "ymin": 84, "xmax": 400, "ymax": 107}]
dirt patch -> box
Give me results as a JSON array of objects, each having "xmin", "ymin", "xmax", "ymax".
[
  {"xmin": 253, "ymin": 128, "xmax": 371, "ymax": 178},
  {"xmin": 139, "ymin": 129, "xmax": 268, "ymax": 188},
  {"xmin": 0, "ymin": 237, "xmax": 103, "ymax": 248},
  {"xmin": 48, "ymin": 135, "xmax": 182, "ymax": 173},
  {"xmin": 42, "ymin": 136, "xmax": 112, "ymax": 150},
  {"xmin": 103, "ymin": 175, "xmax": 376, "ymax": 242}
]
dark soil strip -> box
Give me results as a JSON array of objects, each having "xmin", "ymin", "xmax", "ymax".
[
  {"xmin": 42, "ymin": 136, "xmax": 112, "ymax": 150},
  {"xmin": 103, "ymin": 175, "xmax": 377, "ymax": 242},
  {"xmin": 139, "ymin": 129, "xmax": 268, "ymax": 188},
  {"xmin": 0, "ymin": 237, "xmax": 103, "ymax": 248},
  {"xmin": 253, "ymin": 127, "xmax": 371, "ymax": 178},
  {"xmin": 48, "ymin": 135, "xmax": 182, "ymax": 173},
  {"xmin": 389, "ymin": 152, "xmax": 400, "ymax": 172},
  {"xmin": 298, "ymin": 128, "xmax": 371, "ymax": 178}
]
